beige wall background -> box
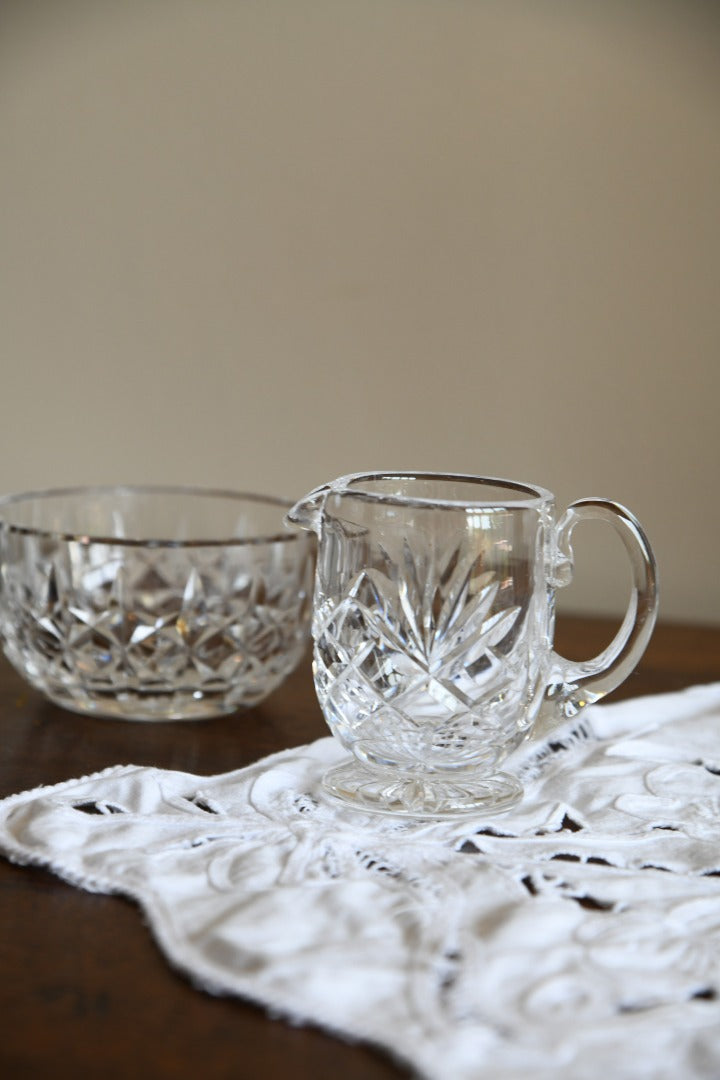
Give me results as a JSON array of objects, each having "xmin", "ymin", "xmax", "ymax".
[{"xmin": 1, "ymin": 0, "xmax": 718, "ymax": 622}]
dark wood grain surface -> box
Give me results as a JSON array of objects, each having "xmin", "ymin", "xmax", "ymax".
[{"xmin": 1, "ymin": 617, "xmax": 719, "ymax": 1078}]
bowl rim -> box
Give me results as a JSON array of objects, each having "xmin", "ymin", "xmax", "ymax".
[{"xmin": 0, "ymin": 484, "xmax": 306, "ymax": 548}]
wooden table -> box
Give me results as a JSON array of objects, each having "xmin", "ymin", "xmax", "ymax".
[{"xmin": 1, "ymin": 617, "xmax": 719, "ymax": 1078}]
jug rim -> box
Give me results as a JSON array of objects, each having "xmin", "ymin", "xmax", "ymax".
[{"xmin": 327, "ymin": 472, "xmax": 554, "ymax": 509}]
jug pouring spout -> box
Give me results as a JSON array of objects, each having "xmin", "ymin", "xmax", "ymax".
[{"xmin": 285, "ymin": 483, "xmax": 333, "ymax": 535}]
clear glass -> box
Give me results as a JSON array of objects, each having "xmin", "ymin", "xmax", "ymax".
[
  {"xmin": 287, "ymin": 472, "xmax": 658, "ymax": 817},
  {"xmin": 0, "ymin": 486, "xmax": 314, "ymax": 721}
]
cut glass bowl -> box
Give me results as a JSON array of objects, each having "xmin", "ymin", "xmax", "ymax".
[{"xmin": 0, "ymin": 486, "xmax": 314, "ymax": 721}]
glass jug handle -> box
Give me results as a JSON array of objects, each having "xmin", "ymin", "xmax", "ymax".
[{"xmin": 535, "ymin": 498, "xmax": 659, "ymax": 737}]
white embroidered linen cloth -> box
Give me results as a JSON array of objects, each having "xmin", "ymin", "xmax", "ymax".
[{"xmin": 3, "ymin": 684, "xmax": 720, "ymax": 1079}]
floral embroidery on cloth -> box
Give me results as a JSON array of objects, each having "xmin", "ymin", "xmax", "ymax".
[{"xmin": 2, "ymin": 684, "xmax": 720, "ymax": 1080}]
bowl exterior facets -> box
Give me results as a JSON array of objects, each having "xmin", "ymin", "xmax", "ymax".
[{"xmin": 0, "ymin": 488, "xmax": 314, "ymax": 721}]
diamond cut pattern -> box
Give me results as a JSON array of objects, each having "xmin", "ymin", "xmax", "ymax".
[
  {"xmin": 0, "ymin": 532, "xmax": 312, "ymax": 720},
  {"xmin": 314, "ymin": 541, "xmax": 527, "ymax": 771}
]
